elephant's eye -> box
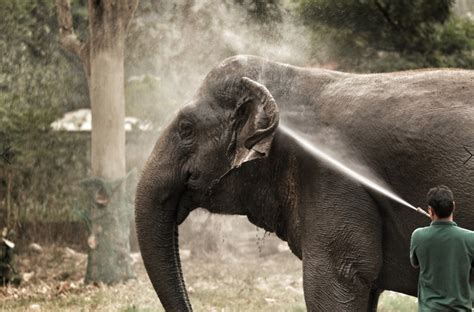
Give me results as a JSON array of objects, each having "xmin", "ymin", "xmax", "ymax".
[{"xmin": 178, "ymin": 120, "xmax": 194, "ymax": 139}]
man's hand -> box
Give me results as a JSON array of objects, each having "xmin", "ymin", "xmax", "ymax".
[{"xmin": 416, "ymin": 207, "xmax": 431, "ymax": 218}]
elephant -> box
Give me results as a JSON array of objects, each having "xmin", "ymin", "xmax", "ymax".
[{"xmin": 135, "ymin": 55, "xmax": 474, "ymax": 311}]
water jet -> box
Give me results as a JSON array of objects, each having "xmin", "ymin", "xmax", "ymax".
[{"xmin": 280, "ymin": 124, "xmax": 430, "ymax": 218}]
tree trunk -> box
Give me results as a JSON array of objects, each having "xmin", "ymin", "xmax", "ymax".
[
  {"xmin": 56, "ymin": 0, "xmax": 138, "ymax": 284},
  {"xmin": 85, "ymin": 46, "xmax": 132, "ymax": 283}
]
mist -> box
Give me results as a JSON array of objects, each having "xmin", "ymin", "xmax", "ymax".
[{"xmin": 125, "ymin": 1, "xmax": 316, "ymax": 124}]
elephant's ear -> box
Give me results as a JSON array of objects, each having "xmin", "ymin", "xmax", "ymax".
[{"xmin": 227, "ymin": 77, "xmax": 280, "ymax": 167}]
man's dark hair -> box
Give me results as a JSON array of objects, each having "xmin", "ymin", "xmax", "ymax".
[{"xmin": 427, "ymin": 185, "xmax": 454, "ymax": 218}]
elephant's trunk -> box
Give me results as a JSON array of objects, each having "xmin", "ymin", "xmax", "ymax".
[{"xmin": 135, "ymin": 143, "xmax": 192, "ymax": 311}]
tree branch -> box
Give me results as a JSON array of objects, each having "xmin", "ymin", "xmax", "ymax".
[
  {"xmin": 55, "ymin": 0, "xmax": 87, "ymax": 60},
  {"xmin": 374, "ymin": 0, "xmax": 400, "ymax": 32},
  {"xmin": 124, "ymin": 0, "xmax": 139, "ymax": 30}
]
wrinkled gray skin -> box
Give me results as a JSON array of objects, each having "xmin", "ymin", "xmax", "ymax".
[{"xmin": 135, "ymin": 55, "xmax": 474, "ymax": 311}]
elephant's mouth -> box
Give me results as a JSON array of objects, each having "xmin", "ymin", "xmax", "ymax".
[
  {"xmin": 176, "ymin": 203, "xmax": 192, "ymax": 225},
  {"xmin": 176, "ymin": 189, "xmax": 199, "ymax": 225}
]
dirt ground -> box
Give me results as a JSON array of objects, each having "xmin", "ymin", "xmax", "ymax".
[{"xmin": 1, "ymin": 236, "xmax": 417, "ymax": 312}]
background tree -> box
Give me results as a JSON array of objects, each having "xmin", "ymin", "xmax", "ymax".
[
  {"xmin": 298, "ymin": 0, "xmax": 474, "ymax": 71},
  {"xmin": 56, "ymin": 0, "xmax": 138, "ymax": 283}
]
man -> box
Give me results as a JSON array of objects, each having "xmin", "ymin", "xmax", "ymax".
[{"xmin": 410, "ymin": 185, "xmax": 474, "ymax": 311}]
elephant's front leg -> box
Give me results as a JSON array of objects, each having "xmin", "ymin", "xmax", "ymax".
[{"xmin": 301, "ymin": 180, "xmax": 383, "ymax": 311}]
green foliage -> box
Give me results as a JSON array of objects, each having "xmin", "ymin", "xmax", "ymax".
[
  {"xmin": 430, "ymin": 16, "xmax": 474, "ymax": 68},
  {"xmin": 0, "ymin": 0, "xmax": 89, "ymax": 137},
  {"xmin": 0, "ymin": 0, "xmax": 89, "ymax": 225},
  {"xmin": 0, "ymin": 0, "xmax": 88, "ymax": 116},
  {"xmin": 1, "ymin": 133, "xmax": 89, "ymax": 224},
  {"xmin": 298, "ymin": 0, "xmax": 473, "ymax": 71},
  {"xmin": 234, "ymin": 0, "xmax": 283, "ymax": 22},
  {"xmin": 299, "ymin": 0, "xmax": 453, "ymax": 51}
]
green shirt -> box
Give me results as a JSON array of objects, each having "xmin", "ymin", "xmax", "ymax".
[{"xmin": 410, "ymin": 221, "xmax": 474, "ymax": 311}]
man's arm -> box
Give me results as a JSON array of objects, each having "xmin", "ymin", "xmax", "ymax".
[{"xmin": 410, "ymin": 230, "xmax": 420, "ymax": 269}]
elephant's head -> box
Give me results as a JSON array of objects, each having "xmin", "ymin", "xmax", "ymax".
[{"xmin": 135, "ymin": 56, "xmax": 280, "ymax": 310}]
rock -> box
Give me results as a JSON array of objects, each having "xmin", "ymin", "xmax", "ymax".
[
  {"xmin": 130, "ymin": 252, "xmax": 141, "ymax": 265},
  {"xmin": 180, "ymin": 249, "xmax": 191, "ymax": 260},
  {"xmin": 277, "ymin": 243, "xmax": 290, "ymax": 253},
  {"xmin": 56, "ymin": 281, "xmax": 70, "ymax": 294},
  {"xmin": 29, "ymin": 243, "xmax": 43, "ymax": 253},
  {"xmin": 22, "ymin": 271, "xmax": 35, "ymax": 282},
  {"xmin": 2, "ymin": 238, "xmax": 15, "ymax": 249},
  {"xmin": 87, "ymin": 235, "xmax": 97, "ymax": 249},
  {"xmin": 56, "ymin": 271, "xmax": 70, "ymax": 281},
  {"xmin": 64, "ymin": 247, "xmax": 79, "ymax": 258},
  {"xmin": 29, "ymin": 303, "xmax": 40, "ymax": 310}
]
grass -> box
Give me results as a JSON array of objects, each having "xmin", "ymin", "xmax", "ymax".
[
  {"xmin": 0, "ymin": 240, "xmax": 417, "ymax": 311},
  {"xmin": 379, "ymin": 292, "xmax": 417, "ymax": 312}
]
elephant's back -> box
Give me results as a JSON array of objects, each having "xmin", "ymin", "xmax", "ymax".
[
  {"xmin": 280, "ymin": 67, "xmax": 473, "ymax": 135},
  {"xmin": 317, "ymin": 69, "xmax": 473, "ymax": 125},
  {"xmin": 281, "ymin": 68, "xmax": 474, "ymax": 156},
  {"xmin": 318, "ymin": 69, "xmax": 474, "ymax": 160}
]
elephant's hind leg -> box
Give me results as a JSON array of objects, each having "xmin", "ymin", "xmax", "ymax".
[
  {"xmin": 301, "ymin": 177, "xmax": 383, "ymax": 311},
  {"xmin": 303, "ymin": 250, "xmax": 380, "ymax": 311}
]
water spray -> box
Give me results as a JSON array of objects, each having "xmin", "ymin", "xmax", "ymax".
[{"xmin": 279, "ymin": 124, "xmax": 430, "ymax": 218}]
